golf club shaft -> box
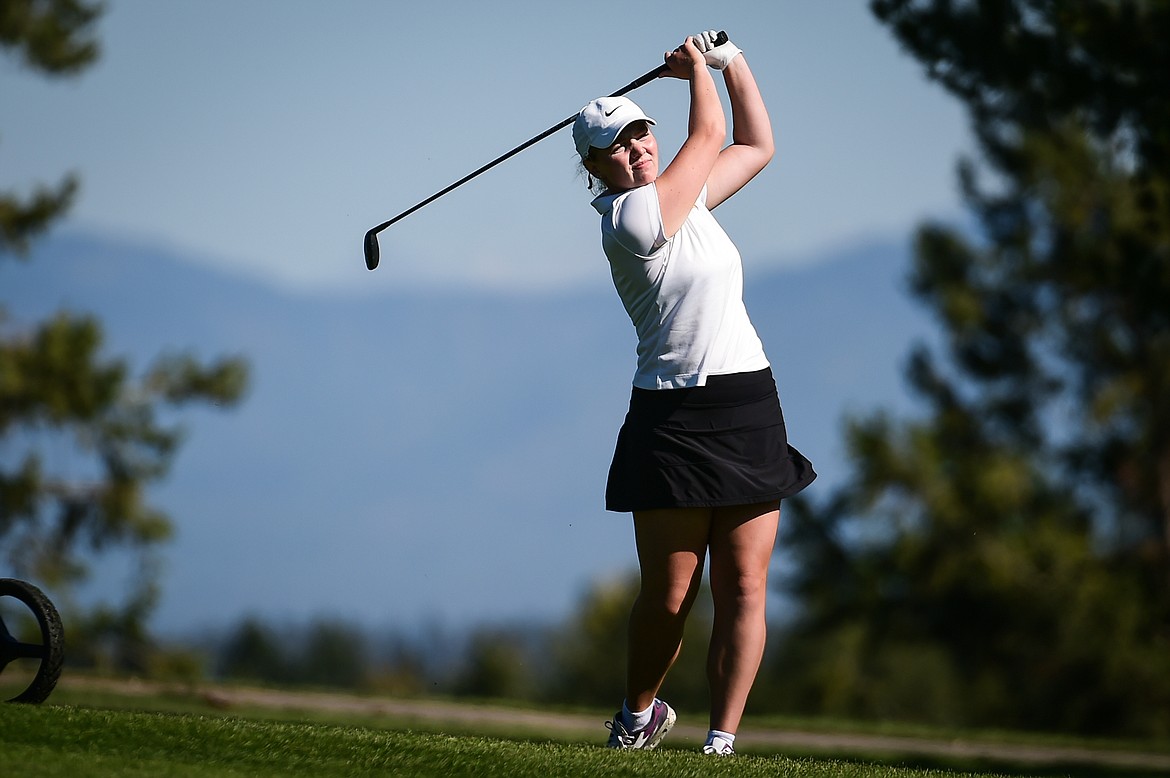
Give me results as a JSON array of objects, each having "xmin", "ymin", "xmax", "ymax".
[
  {"xmin": 365, "ymin": 32, "xmax": 725, "ymax": 270},
  {"xmin": 368, "ymin": 65, "xmax": 666, "ymax": 235}
]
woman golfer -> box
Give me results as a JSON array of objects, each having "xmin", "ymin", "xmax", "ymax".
[{"xmin": 573, "ymin": 31, "xmax": 815, "ymax": 756}]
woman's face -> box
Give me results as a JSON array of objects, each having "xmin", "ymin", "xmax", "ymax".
[{"xmin": 584, "ymin": 121, "xmax": 658, "ymax": 193}]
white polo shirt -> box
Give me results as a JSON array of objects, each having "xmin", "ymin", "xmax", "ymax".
[{"xmin": 592, "ymin": 182, "xmax": 770, "ymax": 389}]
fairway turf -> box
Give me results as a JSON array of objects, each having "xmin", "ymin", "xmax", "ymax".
[{"xmin": 0, "ymin": 703, "xmax": 1015, "ymax": 778}]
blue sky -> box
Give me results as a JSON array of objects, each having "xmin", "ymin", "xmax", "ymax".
[{"xmin": 3, "ymin": 0, "xmax": 970, "ymax": 295}]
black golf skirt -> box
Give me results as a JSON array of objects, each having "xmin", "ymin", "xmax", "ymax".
[{"xmin": 605, "ymin": 367, "xmax": 816, "ymax": 512}]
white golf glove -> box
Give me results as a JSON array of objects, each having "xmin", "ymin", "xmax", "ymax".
[{"xmin": 694, "ymin": 29, "xmax": 742, "ymax": 71}]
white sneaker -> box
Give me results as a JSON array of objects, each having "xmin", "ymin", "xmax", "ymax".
[
  {"xmin": 701, "ymin": 737, "xmax": 735, "ymax": 756},
  {"xmin": 604, "ymin": 699, "xmax": 676, "ymax": 749}
]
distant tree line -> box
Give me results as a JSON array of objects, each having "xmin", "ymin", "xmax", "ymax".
[
  {"xmin": 65, "ymin": 559, "xmax": 1155, "ymax": 738},
  {"xmin": 75, "ymin": 576, "xmax": 715, "ymax": 713},
  {"xmin": 204, "ymin": 577, "xmax": 661, "ymax": 705}
]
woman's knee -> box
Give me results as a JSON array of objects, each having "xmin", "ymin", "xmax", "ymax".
[
  {"xmin": 637, "ymin": 573, "xmax": 703, "ymax": 619},
  {"xmin": 707, "ymin": 503, "xmax": 779, "ymax": 608},
  {"xmin": 709, "ymin": 566, "xmax": 769, "ymax": 615}
]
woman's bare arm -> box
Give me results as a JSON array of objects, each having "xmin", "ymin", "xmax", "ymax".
[
  {"xmin": 655, "ymin": 37, "xmax": 726, "ymax": 237},
  {"xmin": 705, "ymin": 55, "xmax": 774, "ymax": 210}
]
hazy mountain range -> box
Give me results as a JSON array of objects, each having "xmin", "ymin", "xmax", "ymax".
[{"xmin": 4, "ymin": 229, "xmax": 934, "ymax": 634}]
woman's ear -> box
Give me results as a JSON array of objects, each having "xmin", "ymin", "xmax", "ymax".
[{"xmin": 582, "ymin": 157, "xmax": 604, "ymax": 190}]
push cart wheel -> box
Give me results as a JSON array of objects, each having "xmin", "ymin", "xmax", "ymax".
[{"xmin": 0, "ymin": 578, "xmax": 65, "ymax": 703}]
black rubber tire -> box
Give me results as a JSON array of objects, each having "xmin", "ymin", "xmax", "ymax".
[{"xmin": 0, "ymin": 578, "xmax": 65, "ymax": 703}]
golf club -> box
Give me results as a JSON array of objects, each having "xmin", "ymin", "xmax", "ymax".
[{"xmin": 363, "ymin": 32, "xmax": 727, "ymax": 270}]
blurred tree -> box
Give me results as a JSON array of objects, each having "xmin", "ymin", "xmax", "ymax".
[
  {"xmin": 298, "ymin": 618, "xmax": 369, "ymax": 689},
  {"xmin": 217, "ymin": 616, "xmax": 369, "ymax": 689},
  {"xmin": 0, "ymin": 0, "xmax": 101, "ymax": 253},
  {"xmin": 549, "ymin": 574, "xmax": 636, "ymax": 707},
  {"xmin": 217, "ymin": 616, "xmax": 291, "ymax": 684},
  {"xmin": 63, "ymin": 576, "xmax": 160, "ymax": 674},
  {"xmin": 368, "ymin": 627, "xmax": 447, "ymax": 696},
  {"xmin": 1, "ymin": 0, "xmax": 249, "ymax": 631},
  {"xmin": 0, "ymin": 318, "xmax": 248, "ymax": 585},
  {"xmin": 453, "ymin": 625, "xmax": 545, "ymax": 700},
  {"xmin": 773, "ymin": 0, "xmax": 1170, "ymax": 736}
]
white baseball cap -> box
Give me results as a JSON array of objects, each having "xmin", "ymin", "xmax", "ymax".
[{"xmin": 573, "ymin": 96, "xmax": 656, "ymax": 159}]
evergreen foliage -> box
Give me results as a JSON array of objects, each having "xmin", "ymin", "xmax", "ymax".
[{"xmin": 771, "ymin": 0, "xmax": 1170, "ymax": 736}]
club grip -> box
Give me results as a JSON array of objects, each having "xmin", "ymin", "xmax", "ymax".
[{"xmin": 625, "ymin": 31, "xmax": 732, "ymax": 92}]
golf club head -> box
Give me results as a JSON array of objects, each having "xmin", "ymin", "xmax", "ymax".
[{"xmin": 364, "ymin": 229, "xmax": 380, "ymax": 270}]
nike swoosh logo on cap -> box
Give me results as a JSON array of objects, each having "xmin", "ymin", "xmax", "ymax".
[{"xmin": 604, "ymin": 106, "xmax": 620, "ymax": 116}]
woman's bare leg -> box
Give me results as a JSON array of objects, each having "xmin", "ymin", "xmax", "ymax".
[
  {"xmin": 705, "ymin": 500, "xmax": 780, "ymax": 733},
  {"xmin": 625, "ymin": 507, "xmax": 712, "ymax": 711}
]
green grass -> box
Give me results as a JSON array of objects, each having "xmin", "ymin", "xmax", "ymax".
[
  {"xmin": 41, "ymin": 680, "xmax": 1167, "ymax": 753},
  {"xmin": 0, "ymin": 702, "xmax": 1012, "ymax": 778},
  {"xmin": 4, "ymin": 680, "xmax": 1168, "ymax": 777}
]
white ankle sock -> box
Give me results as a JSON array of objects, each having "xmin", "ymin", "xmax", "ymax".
[
  {"xmin": 705, "ymin": 729, "xmax": 735, "ymax": 751},
  {"xmin": 621, "ymin": 699, "xmax": 654, "ymax": 730}
]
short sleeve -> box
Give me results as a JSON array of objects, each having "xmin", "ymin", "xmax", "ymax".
[{"xmin": 608, "ymin": 184, "xmax": 666, "ymax": 257}]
